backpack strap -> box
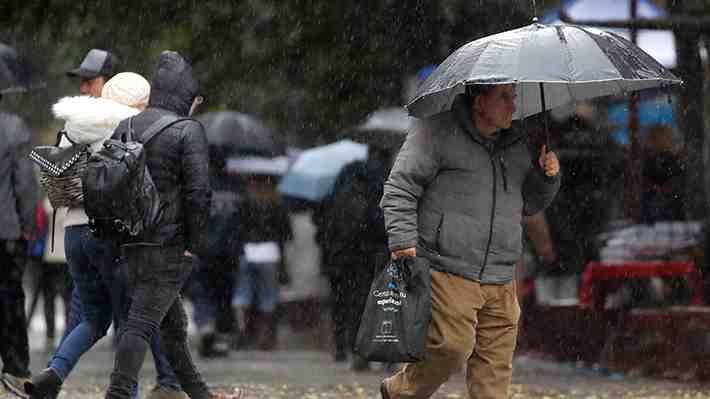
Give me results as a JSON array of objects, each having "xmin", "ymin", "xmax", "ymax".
[{"xmin": 139, "ymin": 115, "xmax": 193, "ymax": 145}]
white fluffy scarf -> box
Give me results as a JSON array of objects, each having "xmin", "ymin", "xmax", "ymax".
[{"xmin": 52, "ymin": 96, "xmax": 140, "ymax": 152}]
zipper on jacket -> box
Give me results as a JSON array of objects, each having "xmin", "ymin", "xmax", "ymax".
[
  {"xmin": 435, "ymin": 213, "xmax": 444, "ymax": 253},
  {"xmin": 499, "ymin": 155, "xmax": 509, "ymax": 193},
  {"xmin": 478, "ymin": 154, "xmax": 497, "ymax": 280}
]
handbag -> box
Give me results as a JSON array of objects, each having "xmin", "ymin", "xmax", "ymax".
[
  {"xmin": 354, "ymin": 256, "xmax": 432, "ymax": 363},
  {"xmin": 29, "ymin": 130, "xmax": 88, "ymax": 209}
]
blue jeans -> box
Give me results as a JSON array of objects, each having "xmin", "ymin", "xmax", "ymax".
[
  {"xmin": 52, "ymin": 226, "xmax": 180, "ymax": 393},
  {"xmin": 232, "ymin": 260, "xmax": 279, "ymax": 312}
]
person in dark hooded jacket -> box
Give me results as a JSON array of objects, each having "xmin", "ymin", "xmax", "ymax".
[{"xmin": 104, "ymin": 51, "xmax": 240, "ymax": 399}]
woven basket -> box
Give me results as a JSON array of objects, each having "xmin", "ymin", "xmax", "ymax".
[{"xmin": 37, "ymin": 153, "xmax": 88, "ymax": 209}]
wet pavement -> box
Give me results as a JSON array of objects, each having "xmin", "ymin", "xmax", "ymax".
[
  {"xmin": 8, "ymin": 294, "xmax": 710, "ymax": 398},
  {"xmin": 3, "ymin": 346, "xmax": 710, "ymax": 398}
]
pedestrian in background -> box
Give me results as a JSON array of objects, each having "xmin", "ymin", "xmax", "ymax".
[
  {"xmin": 39, "ymin": 196, "xmax": 72, "ymax": 350},
  {"xmin": 232, "ymin": 172, "xmax": 292, "ymax": 351},
  {"xmin": 0, "ymin": 91, "xmax": 39, "ymax": 397},
  {"xmin": 379, "ymin": 84, "xmax": 560, "ymax": 399}
]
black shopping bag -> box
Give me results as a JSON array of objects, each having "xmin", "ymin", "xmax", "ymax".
[{"xmin": 354, "ymin": 256, "xmax": 431, "ymax": 362}]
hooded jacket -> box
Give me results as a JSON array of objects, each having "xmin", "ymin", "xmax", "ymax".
[
  {"xmin": 53, "ymin": 95, "xmax": 141, "ymax": 227},
  {"xmin": 381, "ymin": 95, "xmax": 560, "ymax": 284},
  {"xmin": 0, "ymin": 112, "xmax": 37, "ymax": 239},
  {"xmin": 111, "ymin": 51, "xmax": 210, "ymax": 254}
]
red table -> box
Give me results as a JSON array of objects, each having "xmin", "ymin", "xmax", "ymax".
[{"xmin": 579, "ymin": 260, "xmax": 704, "ymax": 308}]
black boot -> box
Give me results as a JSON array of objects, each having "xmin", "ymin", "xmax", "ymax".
[
  {"xmin": 256, "ymin": 312, "xmax": 277, "ymax": 351},
  {"xmin": 25, "ymin": 368, "xmax": 61, "ymax": 399}
]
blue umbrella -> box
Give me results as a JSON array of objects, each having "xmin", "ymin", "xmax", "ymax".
[{"xmin": 277, "ymin": 140, "xmax": 368, "ymax": 202}]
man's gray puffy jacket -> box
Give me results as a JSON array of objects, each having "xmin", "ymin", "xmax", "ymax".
[{"xmin": 381, "ymin": 95, "xmax": 560, "ymax": 284}]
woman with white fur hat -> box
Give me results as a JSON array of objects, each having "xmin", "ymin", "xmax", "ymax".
[{"xmin": 25, "ymin": 72, "xmax": 187, "ymax": 399}]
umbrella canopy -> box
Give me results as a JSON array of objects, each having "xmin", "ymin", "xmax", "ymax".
[
  {"xmin": 407, "ymin": 23, "xmax": 681, "ymax": 120},
  {"xmin": 342, "ymin": 107, "xmax": 412, "ymax": 150},
  {"xmin": 542, "ymin": 0, "xmax": 676, "ymax": 68},
  {"xmin": 277, "ymin": 140, "xmax": 368, "ymax": 202},
  {"xmin": 198, "ymin": 111, "xmax": 282, "ymax": 156},
  {"xmin": 0, "ymin": 42, "xmax": 32, "ymax": 93}
]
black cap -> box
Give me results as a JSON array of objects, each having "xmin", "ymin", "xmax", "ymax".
[{"xmin": 66, "ymin": 49, "xmax": 116, "ymax": 79}]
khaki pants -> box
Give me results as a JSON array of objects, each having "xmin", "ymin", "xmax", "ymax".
[{"xmin": 385, "ymin": 270, "xmax": 520, "ymax": 399}]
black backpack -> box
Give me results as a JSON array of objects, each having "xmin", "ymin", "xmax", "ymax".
[{"xmin": 82, "ymin": 115, "xmax": 191, "ymax": 242}]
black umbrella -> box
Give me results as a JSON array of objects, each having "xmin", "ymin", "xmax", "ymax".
[
  {"xmin": 341, "ymin": 107, "xmax": 411, "ymax": 150},
  {"xmin": 198, "ymin": 110, "xmax": 282, "ymax": 157},
  {"xmin": 0, "ymin": 42, "xmax": 34, "ymax": 94}
]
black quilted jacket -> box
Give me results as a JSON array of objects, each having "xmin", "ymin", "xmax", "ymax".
[{"xmin": 112, "ymin": 52, "xmax": 210, "ymax": 253}]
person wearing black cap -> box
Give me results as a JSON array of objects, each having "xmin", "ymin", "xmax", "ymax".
[
  {"xmin": 66, "ymin": 49, "xmax": 116, "ymax": 97},
  {"xmin": 104, "ymin": 51, "xmax": 239, "ymax": 399}
]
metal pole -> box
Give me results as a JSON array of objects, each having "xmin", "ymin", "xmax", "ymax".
[{"xmin": 625, "ymin": 0, "xmax": 642, "ymax": 221}]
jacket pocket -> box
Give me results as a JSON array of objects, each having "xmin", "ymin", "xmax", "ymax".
[
  {"xmin": 437, "ymin": 212, "xmax": 486, "ymax": 261},
  {"xmin": 418, "ymin": 208, "xmax": 442, "ymax": 251}
]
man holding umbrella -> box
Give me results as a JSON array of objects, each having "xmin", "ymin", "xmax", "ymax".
[
  {"xmin": 379, "ymin": 83, "xmax": 560, "ymax": 399},
  {"xmin": 379, "ymin": 19, "xmax": 681, "ymax": 397}
]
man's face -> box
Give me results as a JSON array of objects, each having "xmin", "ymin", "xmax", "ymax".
[
  {"xmin": 476, "ymin": 84, "xmax": 517, "ymax": 131},
  {"xmin": 79, "ymin": 76, "xmax": 106, "ymax": 97}
]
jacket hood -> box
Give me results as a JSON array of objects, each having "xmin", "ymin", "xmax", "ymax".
[
  {"xmin": 148, "ymin": 51, "xmax": 199, "ymax": 116},
  {"xmin": 52, "ymin": 96, "xmax": 140, "ymax": 150}
]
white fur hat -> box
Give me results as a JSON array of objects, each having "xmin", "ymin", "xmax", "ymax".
[{"xmin": 101, "ymin": 72, "xmax": 150, "ymax": 109}]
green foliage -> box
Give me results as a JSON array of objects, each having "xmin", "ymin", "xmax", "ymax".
[{"xmin": 1, "ymin": 0, "xmax": 530, "ymax": 145}]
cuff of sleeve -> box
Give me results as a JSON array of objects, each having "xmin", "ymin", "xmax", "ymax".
[
  {"xmin": 388, "ymin": 238, "xmax": 418, "ymax": 252},
  {"xmin": 543, "ymin": 172, "xmax": 561, "ymax": 184}
]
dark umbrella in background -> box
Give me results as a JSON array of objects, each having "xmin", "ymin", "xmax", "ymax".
[
  {"xmin": 197, "ymin": 110, "xmax": 283, "ymax": 195},
  {"xmin": 0, "ymin": 42, "xmax": 43, "ymax": 94},
  {"xmin": 198, "ymin": 110, "xmax": 283, "ymax": 157}
]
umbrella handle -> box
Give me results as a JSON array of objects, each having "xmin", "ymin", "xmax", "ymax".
[{"xmin": 539, "ymin": 82, "xmax": 550, "ymax": 148}]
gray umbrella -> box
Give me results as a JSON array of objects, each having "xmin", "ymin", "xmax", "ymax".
[
  {"xmin": 0, "ymin": 42, "xmax": 31, "ymax": 93},
  {"xmin": 342, "ymin": 107, "xmax": 412, "ymax": 150},
  {"xmin": 198, "ymin": 110, "xmax": 282, "ymax": 157},
  {"xmin": 406, "ymin": 23, "xmax": 681, "ymax": 121}
]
